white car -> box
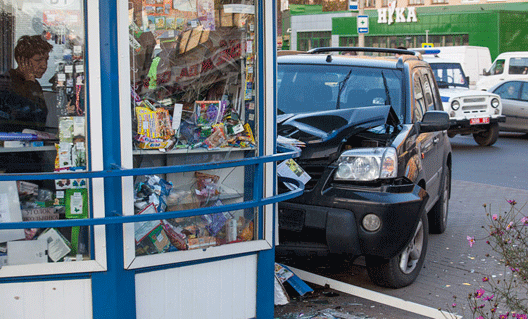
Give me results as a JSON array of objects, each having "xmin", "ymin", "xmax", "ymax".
[
  {"xmin": 489, "ymin": 78, "xmax": 528, "ymax": 134},
  {"xmin": 423, "ymin": 55, "xmax": 505, "ymax": 146},
  {"xmin": 476, "ymin": 51, "xmax": 528, "ymax": 91}
]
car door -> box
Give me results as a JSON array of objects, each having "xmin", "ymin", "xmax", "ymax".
[
  {"xmin": 493, "ymin": 81, "xmax": 528, "ymax": 132},
  {"xmin": 413, "ymin": 68, "xmax": 442, "ymax": 209}
]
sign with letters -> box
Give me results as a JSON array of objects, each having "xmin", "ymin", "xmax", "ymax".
[
  {"xmin": 377, "ymin": 1, "xmax": 417, "ymax": 25},
  {"xmin": 349, "ymin": 0, "xmax": 358, "ymax": 11}
]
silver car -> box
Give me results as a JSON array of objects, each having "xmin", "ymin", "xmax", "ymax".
[{"xmin": 489, "ymin": 79, "xmax": 528, "ymax": 133}]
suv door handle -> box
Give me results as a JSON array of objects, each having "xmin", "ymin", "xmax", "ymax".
[{"xmin": 433, "ymin": 137, "xmax": 439, "ymax": 144}]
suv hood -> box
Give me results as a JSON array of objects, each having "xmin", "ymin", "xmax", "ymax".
[
  {"xmin": 438, "ymin": 87, "xmax": 498, "ymax": 99},
  {"xmin": 277, "ymin": 105, "xmax": 399, "ymax": 160}
]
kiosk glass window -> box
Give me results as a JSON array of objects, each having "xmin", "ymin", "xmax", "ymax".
[
  {"xmin": 0, "ymin": 1, "xmax": 96, "ymax": 270},
  {"xmin": 126, "ymin": 1, "xmax": 260, "ymax": 261}
]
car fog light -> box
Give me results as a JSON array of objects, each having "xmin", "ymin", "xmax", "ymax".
[
  {"xmin": 495, "ymin": 109, "xmax": 500, "ymax": 115},
  {"xmin": 362, "ymin": 214, "xmax": 381, "ymax": 232},
  {"xmin": 449, "ymin": 111, "xmax": 455, "ymax": 117}
]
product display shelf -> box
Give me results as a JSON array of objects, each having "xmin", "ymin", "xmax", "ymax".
[
  {"xmin": 132, "ymin": 146, "xmax": 255, "ymax": 156},
  {"xmin": 0, "ymin": 146, "xmax": 56, "ymax": 153}
]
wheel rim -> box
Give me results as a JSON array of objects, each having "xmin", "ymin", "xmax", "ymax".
[{"xmin": 399, "ymin": 220, "xmax": 424, "ymax": 274}]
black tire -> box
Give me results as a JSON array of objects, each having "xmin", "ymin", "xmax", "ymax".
[
  {"xmin": 429, "ymin": 167, "xmax": 450, "ymax": 234},
  {"xmin": 365, "ymin": 212, "xmax": 428, "ymax": 288},
  {"xmin": 473, "ymin": 122, "xmax": 499, "ymax": 146}
]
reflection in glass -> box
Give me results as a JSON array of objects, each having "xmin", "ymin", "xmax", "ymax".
[
  {"xmin": 129, "ymin": 1, "xmax": 258, "ymax": 256},
  {"xmin": 0, "ymin": 1, "xmax": 90, "ymax": 266}
]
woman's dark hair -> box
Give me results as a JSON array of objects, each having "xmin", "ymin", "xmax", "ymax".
[{"xmin": 14, "ymin": 35, "xmax": 53, "ymax": 63}]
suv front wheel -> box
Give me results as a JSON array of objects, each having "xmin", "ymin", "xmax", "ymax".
[
  {"xmin": 365, "ymin": 212, "xmax": 429, "ymax": 288},
  {"xmin": 473, "ymin": 122, "xmax": 499, "ymax": 146}
]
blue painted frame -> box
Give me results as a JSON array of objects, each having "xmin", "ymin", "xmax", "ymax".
[{"xmin": 0, "ymin": 1, "xmax": 290, "ymax": 318}]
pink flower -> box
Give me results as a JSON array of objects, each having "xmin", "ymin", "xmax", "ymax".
[
  {"xmin": 452, "ymin": 303, "xmax": 457, "ymax": 307},
  {"xmin": 483, "ymin": 294, "xmax": 494, "ymax": 301},
  {"xmin": 475, "ymin": 288, "xmax": 485, "ymax": 298},
  {"xmin": 521, "ymin": 217, "xmax": 528, "ymax": 225},
  {"xmin": 499, "ymin": 313, "xmax": 510, "ymax": 319},
  {"xmin": 508, "ymin": 199, "xmax": 517, "ymax": 206},
  {"xmin": 467, "ymin": 236, "xmax": 475, "ymax": 247},
  {"xmin": 506, "ymin": 222, "xmax": 515, "ymax": 230},
  {"xmin": 492, "ymin": 214, "xmax": 498, "ymax": 220},
  {"xmin": 482, "ymin": 276, "xmax": 489, "ymax": 282}
]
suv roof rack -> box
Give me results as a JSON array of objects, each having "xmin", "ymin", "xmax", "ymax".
[{"xmin": 307, "ymin": 47, "xmax": 418, "ymax": 56}]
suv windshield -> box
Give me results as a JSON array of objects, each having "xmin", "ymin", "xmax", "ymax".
[
  {"xmin": 277, "ymin": 64, "xmax": 404, "ymax": 120},
  {"xmin": 428, "ymin": 62, "xmax": 469, "ymax": 89}
]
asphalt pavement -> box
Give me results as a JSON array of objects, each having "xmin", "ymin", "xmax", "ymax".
[{"xmin": 275, "ymin": 179, "xmax": 528, "ymax": 319}]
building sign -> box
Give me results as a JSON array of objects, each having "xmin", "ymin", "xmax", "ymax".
[
  {"xmin": 357, "ymin": 15, "xmax": 369, "ymax": 34},
  {"xmin": 377, "ymin": 1, "xmax": 417, "ymax": 25},
  {"xmin": 349, "ymin": 0, "xmax": 358, "ymax": 11}
]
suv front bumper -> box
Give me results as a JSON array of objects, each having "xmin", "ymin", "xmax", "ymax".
[
  {"xmin": 448, "ymin": 115, "xmax": 506, "ymax": 134},
  {"xmin": 277, "ymin": 182, "xmax": 429, "ymax": 259}
]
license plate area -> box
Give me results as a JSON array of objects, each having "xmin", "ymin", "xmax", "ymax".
[
  {"xmin": 279, "ymin": 208, "xmax": 305, "ymax": 232},
  {"xmin": 470, "ymin": 117, "xmax": 490, "ymax": 125}
]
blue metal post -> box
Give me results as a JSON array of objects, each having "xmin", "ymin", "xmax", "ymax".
[{"xmin": 91, "ymin": 1, "xmax": 136, "ymax": 318}]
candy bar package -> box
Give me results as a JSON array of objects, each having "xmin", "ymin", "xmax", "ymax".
[{"xmin": 136, "ymin": 106, "xmax": 174, "ymax": 140}]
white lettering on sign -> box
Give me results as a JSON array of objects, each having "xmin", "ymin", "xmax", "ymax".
[
  {"xmin": 43, "ymin": 0, "xmax": 78, "ymax": 9},
  {"xmin": 378, "ymin": 1, "xmax": 417, "ymax": 25}
]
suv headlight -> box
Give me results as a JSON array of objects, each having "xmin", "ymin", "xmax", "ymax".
[
  {"xmin": 491, "ymin": 97, "xmax": 500, "ymax": 108},
  {"xmin": 335, "ymin": 147, "xmax": 397, "ymax": 181},
  {"xmin": 451, "ymin": 100, "xmax": 460, "ymax": 111}
]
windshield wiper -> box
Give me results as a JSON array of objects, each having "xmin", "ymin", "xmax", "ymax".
[
  {"xmin": 336, "ymin": 69, "xmax": 353, "ymax": 109},
  {"xmin": 381, "ymin": 71, "xmax": 392, "ymax": 106}
]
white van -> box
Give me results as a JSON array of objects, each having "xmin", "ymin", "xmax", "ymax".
[
  {"xmin": 409, "ymin": 46, "xmax": 492, "ymax": 89},
  {"xmin": 476, "ymin": 51, "xmax": 528, "ymax": 91}
]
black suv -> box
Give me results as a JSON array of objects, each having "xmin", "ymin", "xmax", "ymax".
[{"xmin": 276, "ymin": 47, "xmax": 452, "ymax": 288}]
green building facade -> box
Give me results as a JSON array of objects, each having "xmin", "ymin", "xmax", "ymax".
[{"xmin": 283, "ymin": 3, "xmax": 528, "ymax": 60}]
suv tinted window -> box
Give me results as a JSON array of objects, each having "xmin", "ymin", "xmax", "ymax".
[{"xmin": 277, "ymin": 64, "xmax": 404, "ymax": 120}]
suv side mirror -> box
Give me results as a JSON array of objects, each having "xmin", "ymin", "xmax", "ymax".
[
  {"xmin": 483, "ymin": 68, "xmax": 490, "ymax": 76},
  {"xmin": 419, "ymin": 111, "xmax": 450, "ymax": 132}
]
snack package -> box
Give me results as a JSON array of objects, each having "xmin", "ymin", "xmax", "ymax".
[
  {"xmin": 162, "ymin": 220, "xmax": 188, "ymax": 250},
  {"xmin": 136, "ymin": 106, "xmax": 174, "ymax": 139},
  {"xmin": 203, "ymin": 123, "xmax": 226, "ymax": 148}
]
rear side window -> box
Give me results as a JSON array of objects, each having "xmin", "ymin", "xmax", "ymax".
[
  {"xmin": 522, "ymin": 83, "xmax": 528, "ymax": 101},
  {"xmin": 508, "ymin": 57, "xmax": 528, "ymax": 75}
]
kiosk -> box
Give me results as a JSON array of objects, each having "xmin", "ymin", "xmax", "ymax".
[{"xmin": 0, "ymin": 1, "xmax": 294, "ymax": 318}]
